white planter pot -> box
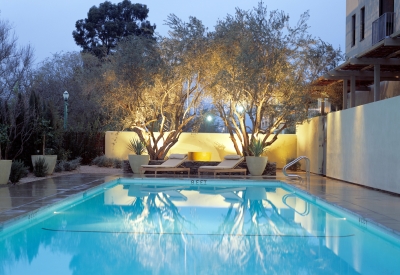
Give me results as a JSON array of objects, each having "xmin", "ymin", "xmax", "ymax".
[
  {"xmin": 128, "ymin": 155, "xmax": 150, "ymax": 174},
  {"xmin": 246, "ymin": 156, "xmax": 268, "ymax": 176},
  {"xmin": 31, "ymin": 155, "xmax": 58, "ymax": 175},
  {"xmin": 0, "ymin": 160, "xmax": 12, "ymax": 184}
]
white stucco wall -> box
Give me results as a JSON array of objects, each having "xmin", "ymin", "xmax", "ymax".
[
  {"xmin": 105, "ymin": 132, "xmax": 297, "ymax": 168},
  {"xmin": 326, "ymin": 96, "xmax": 400, "ymax": 194},
  {"xmin": 296, "ymin": 116, "xmax": 325, "ymax": 174}
]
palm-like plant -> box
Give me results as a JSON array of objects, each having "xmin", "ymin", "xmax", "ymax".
[
  {"xmin": 248, "ymin": 138, "xmax": 268, "ymax": 157},
  {"xmin": 127, "ymin": 138, "xmax": 146, "ymax": 155}
]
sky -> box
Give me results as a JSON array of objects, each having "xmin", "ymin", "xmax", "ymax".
[{"xmin": 0, "ymin": 0, "xmax": 346, "ymax": 65}]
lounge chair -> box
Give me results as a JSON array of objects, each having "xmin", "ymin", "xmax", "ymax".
[
  {"xmin": 198, "ymin": 155, "xmax": 246, "ymax": 176},
  {"xmin": 140, "ymin": 154, "xmax": 190, "ymax": 175}
]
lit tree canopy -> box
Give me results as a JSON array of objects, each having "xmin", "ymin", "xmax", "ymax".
[
  {"xmin": 206, "ymin": 3, "xmax": 342, "ymax": 156},
  {"xmin": 100, "ymin": 15, "xmax": 210, "ymax": 160},
  {"xmin": 90, "ymin": 2, "xmax": 342, "ymax": 159},
  {"xmin": 72, "ymin": 0, "xmax": 156, "ymax": 58}
]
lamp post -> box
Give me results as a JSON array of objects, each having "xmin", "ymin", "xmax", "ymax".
[{"xmin": 63, "ymin": 91, "xmax": 69, "ymax": 130}]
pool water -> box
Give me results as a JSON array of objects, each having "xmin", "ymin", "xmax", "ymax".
[{"xmin": 1, "ymin": 179, "xmax": 400, "ymax": 275}]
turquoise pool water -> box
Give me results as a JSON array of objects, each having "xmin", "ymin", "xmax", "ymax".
[{"xmin": 1, "ymin": 178, "xmax": 400, "ymax": 274}]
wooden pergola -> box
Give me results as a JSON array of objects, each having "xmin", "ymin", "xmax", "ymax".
[{"xmin": 313, "ymin": 37, "xmax": 400, "ymax": 109}]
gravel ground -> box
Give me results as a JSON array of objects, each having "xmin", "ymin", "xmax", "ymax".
[{"xmin": 18, "ymin": 165, "xmax": 123, "ymax": 184}]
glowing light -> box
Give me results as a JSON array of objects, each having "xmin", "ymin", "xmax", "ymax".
[{"xmin": 206, "ymin": 115, "xmax": 212, "ymax": 122}]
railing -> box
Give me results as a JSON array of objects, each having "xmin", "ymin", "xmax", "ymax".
[
  {"xmin": 372, "ymin": 12, "xmax": 395, "ymax": 45},
  {"xmin": 282, "ymin": 156, "xmax": 310, "ymax": 181},
  {"xmin": 282, "ymin": 193, "xmax": 310, "ymax": 216}
]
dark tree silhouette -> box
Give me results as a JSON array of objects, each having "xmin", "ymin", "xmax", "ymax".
[{"xmin": 72, "ymin": 0, "xmax": 156, "ymax": 58}]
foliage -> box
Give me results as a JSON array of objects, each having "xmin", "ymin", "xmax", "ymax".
[
  {"xmin": 206, "ymin": 2, "xmax": 343, "ymax": 156},
  {"xmin": 31, "ymin": 52, "xmax": 106, "ymax": 132},
  {"xmin": 62, "ymin": 131, "xmax": 105, "ymax": 165},
  {"xmin": 9, "ymin": 160, "xmax": 29, "ymax": 183},
  {"xmin": 92, "ymin": 155, "xmax": 122, "ymax": 168},
  {"xmin": 29, "ymin": 92, "xmax": 63, "ymax": 156},
  {"xmin": 0, "ymin": 93, "xmax": 35, "ymax": 161},
  {"xmin": 73, "ymin": 0, "xmax": 156, "ymax": 58},
  {"xmin": 0, "ymin": 124, "xmax": 8, "ymax": 160},
  {"xmin": 127, "ymin": 138, "xmax": 146, "ymax": 155},
  {"xmin": 0, "ymin": 19, "xmax": 34, "ymax": 100},
  {"xmin": 33, "ymin": 157, "xmax": 49, "ymax": 177},
  {"xmin": 100, "ymin": 16, "xmax": 209, "ymax": 160},
  {"xmin": 248, "ymin": 138, "xmax": 268, "ymax": 157},
  {"xmin": 54, "ymin": 157, "xmax": 82, "ymax": 172},
  {"xmin": 286, "ymin": 158, "xmax": 301, "ymax": 171},
  {"xmin": 0, "ymin": 19, "xmax": 34, "ymax": 161}
]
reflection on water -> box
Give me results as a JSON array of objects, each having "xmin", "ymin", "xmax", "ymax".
[{"xmin": 1, "ymin": 183, "xmax": 400, "ymax": 275}]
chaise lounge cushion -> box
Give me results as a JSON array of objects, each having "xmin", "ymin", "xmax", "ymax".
[
  {"xmin": 141, "ymin": 154, "xmax": 188, "ymax": 168},
  {"xmin": 198, "ymin": 155, "xmax": 244, "ymax": 169}
]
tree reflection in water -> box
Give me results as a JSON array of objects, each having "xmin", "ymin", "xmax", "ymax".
[
  {"xmin": 211, "ymin": 189, "xmax": 316, "ymax": 274},
  {"xmin": 0, "ymin": 185, "xmax": 368, "ymax": 274}
]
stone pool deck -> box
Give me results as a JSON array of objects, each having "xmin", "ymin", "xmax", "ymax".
[{"xmin": 1, "ymin": 168, "xmax": 400, "ymax": 237}]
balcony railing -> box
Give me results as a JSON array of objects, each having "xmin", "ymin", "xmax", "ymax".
[{"xmin": 372, "ymin": 12, "xmax": 395, "ymax": 45}]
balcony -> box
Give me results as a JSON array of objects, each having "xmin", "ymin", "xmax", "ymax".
[{"xmin": 372, "ymin": 12, "xmax": 395, "ymax": 45}]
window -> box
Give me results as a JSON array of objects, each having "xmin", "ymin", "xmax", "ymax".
[
  {"xmin": 360, "ymin": 7, "xmax": 365, "ymax": 41},
  {"xmin": 380, "ymin": 0, "xmax": 394, "ymax": 16},
  {"xmin": 352, "ymin": 14, "xmax": 356, "ymax": 47}
]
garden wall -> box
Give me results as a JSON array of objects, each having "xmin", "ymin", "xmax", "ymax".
[
  {"xmin": 105, "ymin": 132, "xmax": 297, "ymax": 169},
  {"xmin": 326, "ymin": 96, "xmax": 400, "ymax": 194}
]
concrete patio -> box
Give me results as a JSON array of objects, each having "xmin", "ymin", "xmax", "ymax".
[{"xmin": 1, "ymin": 169, "xmax": 399, "ymax": 237}]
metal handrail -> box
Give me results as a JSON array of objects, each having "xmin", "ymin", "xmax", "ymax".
[
  {"xmin": 282, "ymin": 193, "xmax": 310, "ymax": 216},
  {"xmin": 282, "ymin": 156, "xmax": 310, "ymax": 180}
]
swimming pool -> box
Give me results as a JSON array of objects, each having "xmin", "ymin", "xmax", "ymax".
[{"xmin": 1, "ymin": 178, "xmax": 399, "ymax": 274}]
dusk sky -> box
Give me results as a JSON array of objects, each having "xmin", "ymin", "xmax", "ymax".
[{"xmin": 1, "ymin": 0, "xmax": 345, "ymax": 65}]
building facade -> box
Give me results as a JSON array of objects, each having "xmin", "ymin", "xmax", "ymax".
[{"xmin": 317, "ymin": 0, "xmax": 400, "ymax": 109}]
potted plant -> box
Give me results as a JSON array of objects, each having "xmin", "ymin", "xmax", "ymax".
[
  {"xmin": 0, "ymin": 124, "xmax": 12, "ymax": 184},
  {"xmin": 245, "ymin": 138, "xmax": 268, "ymax": 176},
  {"xmin": 31, "ymin": 119, "xmax": 57, "ymax": 175},
  {"xmin": 127, "ymin": 137, "xmax": 149, "ymax": 174}
]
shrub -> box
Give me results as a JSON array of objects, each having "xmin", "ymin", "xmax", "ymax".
[
  {"xmin": 54, "ymin": 160, "xmax": 65, "ymax": 172},
  {"xmin": 9, "ymin": 160, "xmax": 29, "ymax": 184},
  {"xmin": 54, "ymin": 157, "xmax": 82, "ymax": 172},
  {"xmin": 68, "ymin": 157, "xmax": 82, "ymax": 170},
  {"xmin": 92, "ymin": 155, "xmax": 121, "ymax": 168},
  {"xmin": 113, "ymin": 158, "xmax": 123, "ymax": 168},
  {"xmin": 33, "ymin": 157, "xmax": 48, "ymax": 177}
]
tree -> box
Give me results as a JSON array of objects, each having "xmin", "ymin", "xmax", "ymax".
[
  {"xmin": 73, "ymin": 0, "xmax": 156, "ymax": 58},
  {"xmin": 0, "ymin": 18, "xmax": 34, "ymax": 100},
  {"xmin": 31, "ymin": 52, "xmax": 106, "ymax": 132},
  {"xmin": 0, "ymin": 93, "xmax": 35, "ymax": 160},
  {"xmin": 99, "ymin": 15, "xmax": 210, "ymax": 160},
  {"xmin": 0, "ymin": 18, "xmax": 35, "ymax": 160},
  {"xmin": 206, "ymin": 3, "xmax": 342, "ymax": 156}
]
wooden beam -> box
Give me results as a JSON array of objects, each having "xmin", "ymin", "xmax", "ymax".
[
  {"xmin": 322, "ymin": 74, "xmax": 400, "ymax": 81},
  {"xmin": 349, "ymin": 57, "xmax": 400, "ymax": 66},
  {"xmin": 327, "ymin": 70, "xmax": 400, "ymax": 78},
  {"xmin": 383, "ymin": 38, "xmax": 400, "ymax": 46}
]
